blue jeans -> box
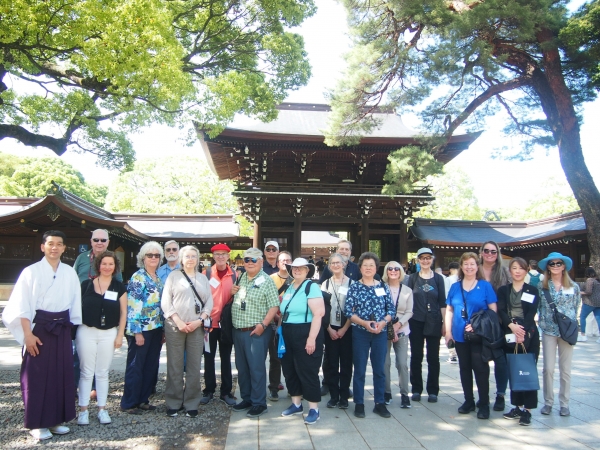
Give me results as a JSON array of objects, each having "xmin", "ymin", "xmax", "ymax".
[
  {"xmin": 494, "ymin": 351, "xmax": 508, "ymax": 396},
  {"xmin": 352, "ymin": 326, "xmax": 387, "ymax": 405},
  {"xmin": 120, "ymin": 328, "xmax": 164, "ymax": 409},
  {"xmin": 233, "ymin": 327, "xmax": 272, "ymax": 407},
  {"xmin": 580, "ymin": 304, "xmax": 600, "ymax": 333}
]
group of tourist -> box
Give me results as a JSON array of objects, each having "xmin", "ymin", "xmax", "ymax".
[{"xmin": 1, "ymin": 229, "xmax": 592, "ymax": 439}]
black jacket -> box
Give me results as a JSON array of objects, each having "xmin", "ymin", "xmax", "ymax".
[
  {"xmin": 496, "ymin": 283, "xmax": 540, "ymax": 334},
  {"xmin": 471, "ymin": 308, "xmax": 504, "ymax": 362},
  {"xmin": 319, "ymin": 260, "xmax": 362, "ymax": 284}
]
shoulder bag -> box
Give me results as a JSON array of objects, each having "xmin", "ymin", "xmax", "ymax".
[{"xmin": 542, "ymin": 289, "xmax": 578, "ymax": 345}]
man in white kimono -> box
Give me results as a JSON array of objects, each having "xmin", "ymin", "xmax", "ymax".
[{"xmin": 2, "ymin": 230, "xmax": 82, "ymax": 441}]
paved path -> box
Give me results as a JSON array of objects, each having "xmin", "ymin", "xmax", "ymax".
[{"xmin": 226, "ymin": 338, "xmax": 600, "ymax": 450}]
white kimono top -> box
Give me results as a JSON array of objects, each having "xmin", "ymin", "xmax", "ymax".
[{"xmin": 2, "ymin": 257, "xmax": 82, "ymax": 345}]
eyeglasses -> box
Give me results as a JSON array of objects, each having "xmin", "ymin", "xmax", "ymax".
[
  {"xmin": 387, "ymin": 267, "xmax": 401, "ymax": 272},
  {"xmin": 418, "ymin": 256, "xmax": 433, "ymax": 261},
  {"xmin": 482, "ymin": 249, "xmax": 498, "ymax": 255},
  {"xmin": 265, "ymin": 248, "xmax": 278, "ymax": 252},
  {"xmin": 244, "ymin": 257, "xmax": 260, "ymax": 263},
  {"xmin": 165, "ymin": 247, "xmax": 178, "ymax": 252},
  {"xmin": 214, "ymin": 253, "xmax": 229, "ymax": 257},
  {"xmin": 92, "ymin": 238, "xmax": 108, "ymax": 243},
  {"xmin": 279, "ymin": 259, "xmax": 292, "ymax": 264},
  {"xmin": 183, "ymin": 255, "xmax": 198, "ymax": 260},
  {"xmin": 145, "ymin": 253, "xmax": 161, "ymax": 259},
  {"xmin": 330, "ymin": 261, "xmax": 343, "ymax": 266},
  {"xmin": 548, "ymin": 261, "xmax": 564, "ymax": 267}
]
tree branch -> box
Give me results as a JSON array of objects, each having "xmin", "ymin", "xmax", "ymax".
[{"xmin": 0, "ymin": 124, "xmax": 69, "ymax": 155}]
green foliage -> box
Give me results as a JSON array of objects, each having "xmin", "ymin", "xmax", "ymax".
[
  {"xmin": 0, "ymin": 152, "xmax": 108, "ymax": 206},
  {"xmin": 1, "ymin": 0, "xmax": 315, "ymax": 168},
  {"xmin": 382, "ymin": 145, "xmax": 443, "ymax": 195},
  {"xmin": 327, "ymin": 0, "xmax": 598, "ymax": 184},
  {"xmin": 413, "ymin": 166, "xmax": 483, "ymax": 220}
]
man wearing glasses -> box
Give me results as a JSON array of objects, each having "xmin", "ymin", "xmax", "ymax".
[
  {"xmin": 201, "ymin": 244, "xmax": 237, "ymax": 407},
  {"xmin": 230, "ymin": 248, "xmax": 279, "ymax": 418},
  {"xmin": 73, "ymin": 229, "xmax": 123, "ymax": 282},
  {"xmin": 262, "ymin": 240, "xmax": 279, "ymax": 275},
  {"xmin": 157, "ymin": 240, "xmax": 180, "ymax": 284}
]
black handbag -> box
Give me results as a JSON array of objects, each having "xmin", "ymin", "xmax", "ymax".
[{"xmin": 542, "ymin": 289, "xmax": 578, "ymax": 346}]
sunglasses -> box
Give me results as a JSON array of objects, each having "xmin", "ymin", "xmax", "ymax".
[
  {"xmin": 482, "ymin": 249, "xmax": 498, "ymax": 255},
  {"xmin": 145, "ymin": 253, "xmax": 161, "ymax": 259},
  {"xmin": 165, "ymin": 247, "xmax": 178, "ymax": 252},
  {"xmin": 92, "ymin": 238, "xmax": 108, "ymax": 243},
  {"xmin": 265, "ymin": 248, "xmax": 278, "ymax": 252},
  {"xmin": 244, "ymin": 257, "xmax": 260, "ymax": 263},
  {"xmin": 548, "ymin": 261, "xmax": 564, "ymax": 267},
  {"xmin": 387, "ymin": 267, "xmax": 401, "ymax": 272}
]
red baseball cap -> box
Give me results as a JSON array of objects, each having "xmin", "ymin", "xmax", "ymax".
[{"xmin": 211, "ymin": 243, "xmax": 231, "ymax": 253}]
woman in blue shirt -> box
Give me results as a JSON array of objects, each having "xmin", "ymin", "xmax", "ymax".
[
  {"xmin": 445, "ymin": 252, "xmax": 497, "ymax": 419},
  {"xmin": 279, "ymin": 258, "xmax": 325, "ymax": 425},
  {"xmin": 345, "ymin": 252, "xmax": 395, "ymax": 419}
]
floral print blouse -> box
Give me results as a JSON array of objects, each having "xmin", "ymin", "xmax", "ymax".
[
  {"xmin": 127, "ymin": 268, "xmax": 164, "ymax": 334},
  {"xmin": 538, "ymin": 280, "xmax": 580, "ymax": 337},
  {"xmin": 345, "ymin": 281, "xmax": 395, "ymax": 332}
]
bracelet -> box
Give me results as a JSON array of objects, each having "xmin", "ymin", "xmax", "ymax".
[{"xmin": 259, "ymin": 323, "xmax": 267, "ymax": 330}]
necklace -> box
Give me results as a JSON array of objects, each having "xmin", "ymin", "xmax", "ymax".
[{"xmin": 95, "ymin": 277, "xmax": 111, "ymax": 295}]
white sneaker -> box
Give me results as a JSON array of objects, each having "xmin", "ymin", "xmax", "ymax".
[
  {"xmin": 48, "ymin": 425, "xmax": 70, "ymax": 435},
  {"xmin": 30, "ymin": 428, "xmax": 52, "ymax": 440},
  {"xmin": 448, "ymin": 356, "xmax": 458, "ymax": 364},
  {"xmin": 577, "ymin": 334, "xmax": 588, "ymax": 342},
  {"xmin": 97, "ymin": 409, "xmax": 112, "ymax": 424},
  {"xmin": 77, "ymin": 410, "xmax": 89, "ymax": 425}
]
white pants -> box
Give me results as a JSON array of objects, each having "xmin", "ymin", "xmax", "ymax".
[
  {"xmin": 76, "ymin": 324, "xmax": 118, "ymax": 407},
  {"xmin": 542, "ymin": 333, "xmax": 573, "ymax": 408}
]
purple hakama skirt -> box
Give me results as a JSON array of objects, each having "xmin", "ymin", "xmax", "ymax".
[{"xmin": 21, "ymin": 309, "xmax": 76, "ymax": 429}]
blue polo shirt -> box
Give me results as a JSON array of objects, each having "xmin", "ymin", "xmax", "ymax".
[{"xmin": 446, "ymin": 280, "xmax": 497, "ymax": 342}]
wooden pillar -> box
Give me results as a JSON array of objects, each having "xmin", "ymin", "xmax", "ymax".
[
  {"xmin": 293, "ymin": 216, "xmax": 302, "ymax": 259},
  {"xmin": 253, "ymin": 220, "xmax": 261, "ymax": 249},
  {"xmin": 361, "ymin": 217, "xmax": 370, "ymax": 255},
  {"xmin": 400, "ymin": 218, "xmax": 408, "ymax": 266}
]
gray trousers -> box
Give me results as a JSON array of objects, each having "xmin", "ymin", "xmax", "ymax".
[
  {"xmin": 384, "ymin": 335, "xmax": 409, "ymax": 395},
  {"xmin": 233, "ymin": 328, "xmax": 272, "ymax": 407},
  {"xmin": 542, "ymin": 333, "xmax": 573, "ymax": 408},
  {"xmin": 164, "ymin": 320, "xmax": 204, "ymax": 411}
]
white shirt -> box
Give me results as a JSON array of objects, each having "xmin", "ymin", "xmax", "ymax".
[
  {"xmin": 2, "ymin": 257, "xmax": 82, "ymax": 345},
  {"xmin": 445, "ymin": 274, "xmax": 459, "ymax": 297}
]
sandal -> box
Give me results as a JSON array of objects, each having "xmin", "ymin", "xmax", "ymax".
[{"xmin": 137, "ymin": 403, "xmax": 157, "ymax": 411}]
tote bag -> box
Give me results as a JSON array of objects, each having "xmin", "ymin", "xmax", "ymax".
[{"xmin": 506, "ymin": 345, "xmax": 540, "ymax": 392}]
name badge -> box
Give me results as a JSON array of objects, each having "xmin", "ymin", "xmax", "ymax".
[
  {"xmin": 180, "ymin": 278, "xmax": 189, "ymax": 288},
  {"xmin": 254, "ymin": 276, "xmax": 265, "ymax": 286},
  {"xmin": 563, "ymin": 287, "xmax": 574, "ymax": 295},
  {"xmin": 283, "ymin": 293, "xmax": 292, "ymax": 301},
  {"xmin": 238, "ymin": 287, "xmax": 247, "ymax": 300},
  {"xmin": 104, "ymin": 290, "xmax": 118, "ymax": 301},
  {"xmin": 338, "ymin": 286, "xmax": 348, "ymax": 296},
  {"xmin": 209, "ymin": 277, "xmax": 220, "ymax": 289},
  {"xmin": 521, "ymin": 292, "xmax": 535, "ymax": 303},
  {"xmin": 375, "ymin": 287, "xmax": 386, "ymax": 297}
]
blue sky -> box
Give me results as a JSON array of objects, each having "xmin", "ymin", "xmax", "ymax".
[{"xmin": 2, "ymin": 0, "xmax": 599, "ymax": 212}]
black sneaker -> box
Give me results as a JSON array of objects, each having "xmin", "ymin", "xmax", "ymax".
[
  {"xmin": 247, "ymin": 405, "xmax": 268, "ymax": 418},
  {"xmin": 199, "ymin": 393, "xmax": 214, "ymax": 405},
  {"xmin": 384, "ymin": 392, "xmax": 392, "ymax": 405},
  {"xmin": 186, "ymin": 410, "xmax": 198, "ymax": 418},
  {"xmin": 354, "ymin": 404, "xmax": 365, "ymax": 418},
  {"xmin": 400, "ymin": 395, "xmax": 411, "ymax": 409},
  {"xmin": 458, "ymin": 400, "xmax": 476, "ymax": 414},
  {"xmin": 166, "ymin": 409, "xmax": 179, "ymax": 417},
  {"xmin": 232, "ymin": 400, "xmax": 252, "ymax": 412},
  {"xmin": 411, "ymin": 393, "xmax": 421, "ymax": 402},
  {"xmin": 493, "ymin": 395, "xmax": 505, "ymax": 411},
  {"xmin": 373, "ymin": 403, "xmax": 391, "ymax": 418},
  {"xmin": 338, "ymin": 399, "xmax": 349, "ymax": 409},
  {"xmin": 503, "ymin": 407, "xmax": 523, "ymax": 420},
  {"xmin": 477, "ymin": 404, "xmax": 490, "ymax": 419},
  {"xmin": 519, "ymin": 410, "xmax": 532, "ymax": 426},
  {"xmin": 326, "ymin": 399, "xmax": 338, "ymax": 408},
  {"xmin": 428, "ymin": 394, "xmax": 438, "ymax": 403},
  {"xmin": 268, "ymin": 390, "xmax": 279, "ymax": 402}
]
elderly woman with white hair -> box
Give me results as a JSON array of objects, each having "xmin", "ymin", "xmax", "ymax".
[
  {"xmin": 162, "ymin": 246, "xmax": 213, "ymax": 418},
  {"xmin": 120, "ymin": 241, "xmax": 165, "ymax": 414}
]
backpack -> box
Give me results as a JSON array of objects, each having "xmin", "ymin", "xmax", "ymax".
[{"xmin": 528, "ymin": 271, "xmax": 542, "ymax": 287}]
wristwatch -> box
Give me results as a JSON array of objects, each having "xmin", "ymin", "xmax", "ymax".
[{"xmin": 259, "ymin": 323, "xmax": 267, "ymax": 330}]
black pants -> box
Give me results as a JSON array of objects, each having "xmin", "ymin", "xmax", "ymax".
[
  {"xmin": 408, "ymin": 319, "xmax": 440, "ymax": 395},
  {"xmin": 281, "ymin": 323, "xmax": 323, "ymax": 403},
  {"xmin": 324, "ymin": 325, "xmax": 353, "ymax": 402},
  {"xmin": 455, "ymin": 340, "xmax": 490, "ymax": 405},
  {"xmin": 507, "ymin": 329, "xmax": 540, "ymax": 409},
  {"xmin": 203, "ymin": 328, "xmax": 233, "ymax": 396},
  {"xmin": 268, "ymin": 327, "xmax": 282, "ymax": 391}
]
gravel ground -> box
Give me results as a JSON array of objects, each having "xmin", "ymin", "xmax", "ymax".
[{"xmin": 0, "ymin": 370, "xmax": 232, "ymax": 449}]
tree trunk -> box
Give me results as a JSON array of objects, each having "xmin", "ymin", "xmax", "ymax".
[{"xmin": 534, "ymin": 28, "xmax": 600, "ymax": 274}]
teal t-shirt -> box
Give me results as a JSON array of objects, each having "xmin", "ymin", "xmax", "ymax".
[{"xmin": 280, "ymin": 280, "xmax": 323, "ymax": 324}]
